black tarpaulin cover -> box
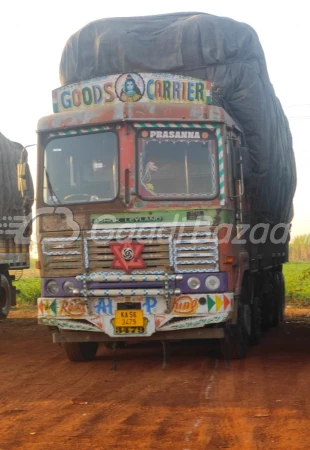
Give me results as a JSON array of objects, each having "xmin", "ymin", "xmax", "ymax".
[
  {"xmin": 0, "ymin": 133, "xmax": 33, "ymax": 229},
  {"xmin": 59, "ymin": 12, "xmax": 296, "ymax": 224}
]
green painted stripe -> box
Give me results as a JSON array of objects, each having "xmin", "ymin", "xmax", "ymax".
[
  {"xmin": 50, "ymin": 126, "xmax": 111, "ymax": 137},
  {"xmin": 135, "ymin": 123, "xmax": 219, "ymax": 130},
  {"xmin": 91, "ymin": 209, "xmax": 234, "ymax": 224},
  {"xmin": 215, "ymin": 128, "xmax": 225, "ymax": 206}
]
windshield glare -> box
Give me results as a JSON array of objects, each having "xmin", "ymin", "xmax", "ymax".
[
  {"xmin": 138, "ymin": 130, "xmax": 218, "ymax": 199},
  {"xmin": 43, "ymin": 132, "xmax": 118, "ymax": 204}
]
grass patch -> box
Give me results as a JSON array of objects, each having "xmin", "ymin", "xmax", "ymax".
[
  {"xmin": 12, "ymin": 262, "xmax": 40, "ymax": 306},
  {"xmin": 14, "ymin": 277, "xmax": 41, "ymax": 305},
  {"xmin": 283, "ymin": 262, "xmax": 310, "ymax": 307}
]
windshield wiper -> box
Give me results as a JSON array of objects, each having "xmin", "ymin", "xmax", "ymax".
[{"xmin": 44, "ymin": 167, "xmax": 60, "ymax": 205}]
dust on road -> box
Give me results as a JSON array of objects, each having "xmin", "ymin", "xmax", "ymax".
[{"xmin": 1, "ymin": 308, "xmax": 309, "ymax": 450}]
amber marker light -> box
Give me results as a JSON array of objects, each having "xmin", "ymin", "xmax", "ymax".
[{"xmin": 224, "ymin": 256, "xmax": 235, "ymax": 264}]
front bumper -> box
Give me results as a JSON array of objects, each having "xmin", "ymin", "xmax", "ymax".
[{"xmin": 38, "ymin": 292, "xmax": 233, "ymax": 337}]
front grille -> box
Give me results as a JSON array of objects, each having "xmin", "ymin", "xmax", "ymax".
[
  {"xmin": 85, "ymin": 229, "xmax": 171, "ymax": 273},
  {"xmin": 41, "ymin": 226, "xmax": 218, "ymax": 276},
  {"xmin": 42, "ymin": 237, "xmax": 83, "ymax": 276},
  {"xmin": 173, "ymin": 229, "xmax": 219, "ymax": 273}
]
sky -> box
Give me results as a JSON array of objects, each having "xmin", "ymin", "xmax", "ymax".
[{"xmin": 0, "ymin": 0, "xmax": 309, "ymax": 238}]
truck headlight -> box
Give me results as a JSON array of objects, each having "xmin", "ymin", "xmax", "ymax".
[
  {"xmin": 46, "ymin": 280, "xmax": 59, "ymax": 295},
  {"xmin": 187, "ymin": 277, "xmax": 201, "ymax": 290},
  {"xmin": 63, "ymin": 281, "xmax": 75, "ymax": 294},
  {"xmin": 205, "ymin": 275, "xmax": 220, "ymax": 291}
]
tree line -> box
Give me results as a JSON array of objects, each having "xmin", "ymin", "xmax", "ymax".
[{"xmin": 289, "ymin": 234, "xmax": 310, "ymax": 261}]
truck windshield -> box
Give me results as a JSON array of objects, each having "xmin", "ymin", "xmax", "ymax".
[
  {"xmin": 138, "ymin": 129, "xmax": 218, "ymax": 199},
  {"xmin": 43, "ymin": 132, "xmax": 118, "ymax": 204}
]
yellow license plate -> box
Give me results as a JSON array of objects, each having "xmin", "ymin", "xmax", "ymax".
[
  {"xmin": 115, "ymin": 310, "xmax": 144, "ymax": 327},
  {"xmin": 115, "ymin": 326, "xmax": 145, "ymax": 335}
]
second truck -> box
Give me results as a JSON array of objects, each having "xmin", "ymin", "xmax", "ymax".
[{"xmin": 0, "ymin": 132, "xmax": 33, "ymax": 318}]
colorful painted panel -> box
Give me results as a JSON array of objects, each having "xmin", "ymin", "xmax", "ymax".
[
  {"xmin": 171, "ymin": 293, "xmax": 233, "ymax": 315},
  {"xmin": 37, "ymin": 296, "xmax": 167, "ymax": 318},
  {"xmin": 158, "ymin": 313, "xmax": 229, "ymax": 331},
  {"xmin": 38, "ymin": 293, "xmax": 233, "ymax": 335},
  {"xmin": 40, "ymin": 318, "xmax": 100, "ymax": 333},
  {"xmin": 38, "ymin": 294, "xmax": 232, "ymax": 318},
  {"xmin": 38, "ymin": 298, "xmax": 86, "ymax": 318},
  {"xmin": 53, "ymin": 73, "xmax": 212, "ymax": 113}
]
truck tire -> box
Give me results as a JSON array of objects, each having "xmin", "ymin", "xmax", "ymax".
[
  {"xmin": 250, "ymin": 295, "xmax": 262, "ymax": 345},
  {"xmin": 228, "ymin": 325, "xmax": 248, "ymax": 359},
  {"xmin": 220, "ymin": 324, "xmax": 248, "ymax": 359},
  {"xmin": 271, "ymin": 271, "xmax": 285, "ymax": 326},
  {"xmin": 63, "ymin": 342, "xmax": 99, "ymax": 362},
  {"xmin": 275, "ymin": 271, "xmax": 285, "ymax": 322},
  {"xmin": 221, "ymin": 303, "xmax": 248, "ymax": 359},
  {"xmin": 0, "ymin": 273, "xmax": 12, "ymax": 319},
  {"xmin": 262, "ymin": 272, "xmax": 276, "ymax": 330}
]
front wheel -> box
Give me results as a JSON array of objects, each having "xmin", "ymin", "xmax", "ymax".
[
  {"xmin": 63, "ymin": 342, "xmax": 99, "ymax": 362},
  {"xmin": 0, "ymin": 273, "xmax": 12, "ymax": 319},
  {"xmin": 220, "ymin": 302, "xmax": 249, "ymax": 360}
]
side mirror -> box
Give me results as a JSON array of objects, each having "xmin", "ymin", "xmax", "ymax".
[
  {"xmin": 17, "ymin": 161, "xmax": 34, "ymax": 206},
  {"xmin": 17, "ymin": 162, "xmax": 29, "ymax": 193}
]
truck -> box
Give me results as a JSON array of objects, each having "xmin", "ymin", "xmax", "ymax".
[
  {"xmin": 0, "ymin": 132, "xmax": 33, "ymax": 318},
  {"xmin": 36, "ymin": 12, "xmax": 296, "ymax": 361}
]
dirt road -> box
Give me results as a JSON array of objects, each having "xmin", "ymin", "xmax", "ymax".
[{"xmin": 1, "ymin": 308, "xmax": 310, "ymax": 450}]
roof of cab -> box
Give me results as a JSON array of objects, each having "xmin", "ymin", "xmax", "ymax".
[{"xmin": 37, "ymin": 103, "xmax": 240, "ymax": 133}]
